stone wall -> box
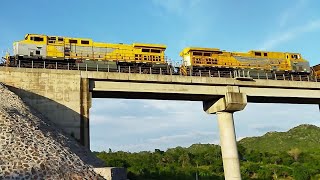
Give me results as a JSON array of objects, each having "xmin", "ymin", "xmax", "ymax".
[{"xmin": 0, "ymin": 83, "xmax": 104, "ymax": 179}]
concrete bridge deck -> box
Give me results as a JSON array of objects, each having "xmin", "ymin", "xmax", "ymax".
[{"xmin": 83, "ymin": 70, "xmax": 320, "ymax": 104}]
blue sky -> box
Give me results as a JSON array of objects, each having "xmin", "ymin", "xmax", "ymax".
[{"xmin": 1, "ymin": 0, "xmax": 320, "ymax": 152}]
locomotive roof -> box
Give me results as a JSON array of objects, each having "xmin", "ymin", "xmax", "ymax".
[
  {"xmin": 180, "ymin": 47, "xmax": 221, "ymax": 56},
  {"xmin": 133, "ymin": 43, "xmax": 166, "ymax": 49},
  {"xmin": 24, "ymin": 34, "xmax": 166, "ymax": 48},
  {"xmin": 313, "ymin": 64, "xmax": 320, "ymax": 70}
]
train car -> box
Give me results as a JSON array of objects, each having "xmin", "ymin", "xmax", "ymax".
[
  {"xmin": 313, "ymin": 64, "xmax": 320, "ymax": 79},
  {"xmin": 8, "ymin": 34, "xmax": 169, "ymax": 72},
  {"xmin": 179, "ymin": 47, "xmax": 311, "ymax": 76}
]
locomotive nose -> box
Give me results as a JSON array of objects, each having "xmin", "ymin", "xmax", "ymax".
[{"xmin": 292, "ymin": 61, "xmax": 311, "ymax": 73}]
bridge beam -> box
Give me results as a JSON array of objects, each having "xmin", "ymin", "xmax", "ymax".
[{"xmin": 203, "ymin": 91, "xmax": 247, "ymax": 180}]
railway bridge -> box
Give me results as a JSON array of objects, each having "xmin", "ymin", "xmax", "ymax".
[{"xmin": 0, "ymin": 67, "xmax": 319, "ymax": 180}]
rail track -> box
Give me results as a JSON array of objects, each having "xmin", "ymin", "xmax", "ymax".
[{"xmin": 0, "ymin": 60, "xmax": 318, "ymax": 82}]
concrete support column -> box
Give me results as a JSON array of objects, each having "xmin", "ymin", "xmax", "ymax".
[
  {"xmin": 203, "ymin": 89, "xmax": 247, "ymax": 180},
  {"xmin": 217, "ymin": 112, "xmax": 241, "ymax": 179},
  {"xmin": 80, "ymin": 78, "xmax": 92, "ymax": 149}
]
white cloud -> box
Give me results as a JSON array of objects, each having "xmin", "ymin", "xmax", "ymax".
[
  {"xmin": 141, "ymin": 100, "xmax": 201, "ymax": 112},
  {"xmin": 90, "ymin": 99, "xmax": 129, "ymax": 113},
  {"xmin": 90, "ymin": 99, "xmax": 320, "ymax": 152},
  {"xmin": 150, "ymin": 0, "xmax": 215, "ymax": 59},
  {"xmin": 90, "ymin": 99, "xmax": 213, "ymax": 138},
  {"xmin": 151, "ymin": 0, "xmax": 200, "ymax": 15},
  {"xmin": 278, "ymin": 0, "xmax": 308, "ymax": 27},
  {"xmin": 148, "ymin": 131, "xmax": 217, "ymax": 144},
  {"xmin": 92, "ymin": 131, "xmax": 219, "ymax": 152},
  {"xmin": 259, "ymin": 19, "xmax": 320, "ymax": 50},
  {"xmin": 257, "ymin": 0, "xmax": 320, "ymax": 50}
]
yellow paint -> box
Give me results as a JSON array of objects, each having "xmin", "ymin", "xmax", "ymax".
[{"xmin": 5, "ymin": 52, "xmax": 10, "ymax": 66}]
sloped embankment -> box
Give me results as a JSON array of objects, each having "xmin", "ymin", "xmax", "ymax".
[{"xmin": 0, "ymin": 83, "xmax": 104, "ymax": 179}]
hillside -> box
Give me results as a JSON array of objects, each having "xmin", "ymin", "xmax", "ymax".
[{"xmin": 239, "ymin": 124, "xmax": 320, "ymax": 153}]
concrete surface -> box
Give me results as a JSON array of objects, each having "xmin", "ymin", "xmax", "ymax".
[
  {"xmin": 204, "ymin": 92, "xmax": 247, "ymax": 180},
  {"xmin": 217, "ymin": 112, "xmax": 241, "ymax": 180},
  {"xmin": 84, "ymin": 70, "xmax": 320, "ymax": 104},
  {"xmin": 94, "ymin": 167, "xmax": 127, "ymax": 180},
  {"xmin": 0, "ymin": 67, "xmax": 90, "ymax": 148}
]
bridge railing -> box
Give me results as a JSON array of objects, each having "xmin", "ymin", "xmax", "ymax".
[{"xmin": 11, "ymin": 60, "xmax": 318, "ymax": 82}]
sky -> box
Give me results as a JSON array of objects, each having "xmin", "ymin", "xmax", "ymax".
[{"xmin": 1, "ymin": 0, "xmax": 320, "ymax": 152}]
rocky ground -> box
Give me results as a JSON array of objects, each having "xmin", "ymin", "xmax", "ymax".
[{"xmin": 0, "ymin": 83, "xmax": 105, "ymax": 179}]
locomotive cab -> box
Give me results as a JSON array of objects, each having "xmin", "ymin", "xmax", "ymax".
[
  {"xmin": 14, "ymin": 34, "xmax": 47, "ymax": 60},
  {"xmin": 180, "ymin": 47, "xmax": 222, "ymax": 67},
  {"xmin": 286, "ymin": 53, "xmax": 310, "ymax": 73},
  {"xmin": 313, "ymin": 64, "xmax": 320, "ymax": 78}
]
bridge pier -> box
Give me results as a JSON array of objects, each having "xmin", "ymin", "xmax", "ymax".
[
  {"xmin": 80, "ymin": 78, "xmax": 91, "ymax": 149},
  {"xmin": 203, "ymin": 90, "xmax": 247, "ymax": 180}
]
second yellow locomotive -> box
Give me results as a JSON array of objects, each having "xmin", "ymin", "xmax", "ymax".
[
  {"xmin": 313, "ymin": 64, "xmax": 320, "ymax": 79},
  {"xmin": 179, "ymin": 47, "xmax": 311, "ymax": 75}
]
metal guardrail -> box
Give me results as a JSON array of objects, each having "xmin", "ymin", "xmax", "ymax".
[{"xmin": 9, "ymin": 60, "xmax": 319, "ymax": 82}]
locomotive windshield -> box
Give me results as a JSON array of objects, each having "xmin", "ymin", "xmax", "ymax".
[{"xmin": 291, "ymin": 54, "xmax": 300, "ymax": 59}]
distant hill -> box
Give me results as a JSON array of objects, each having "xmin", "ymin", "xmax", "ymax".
[{"xmin": 239, "ymin": 124, "xmax": 320, "ymax": 153}]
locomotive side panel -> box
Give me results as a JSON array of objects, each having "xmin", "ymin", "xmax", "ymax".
[{"xmin": 47, "ymin": 45, "xmax": 64, "ymax": 60}]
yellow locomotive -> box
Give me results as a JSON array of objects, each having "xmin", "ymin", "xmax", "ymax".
[
  {"xmin": 9, "ymin": 34, "xmax": 169, "ymax": 72},
  {"xmin": 179, "ymin": 47, "xmax": 311, "ymax": 75},
  {"xmin": 313, "ymin": 64, "xmax": 320, "ymax": 79}
]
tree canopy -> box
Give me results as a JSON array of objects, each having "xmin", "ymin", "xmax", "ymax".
[{"xmin": 95, "ymin": 124, "xmax": 320, "ymax": 179}]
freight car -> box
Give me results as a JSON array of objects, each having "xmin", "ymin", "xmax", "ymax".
[
  {"xmin": 179, "ymin": 47, "xmax": 311, "ymax": 77},
  {"xmin": 6, "ymin": 34, "xmax": 170, "ymax": 73}
]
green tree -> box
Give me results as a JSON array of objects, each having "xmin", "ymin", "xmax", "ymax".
[
  {"xmin": 288, "ymin": 148, "xmax": 302, "ymax": 162},
  {"xmin": 293, "ymin": 164, "xmax": 311, "ymax": 180}
]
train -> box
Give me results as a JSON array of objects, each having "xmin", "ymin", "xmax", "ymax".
[
  {"xmin": 179, "ymin": 47, "xmax": 311, "ymax": 76},
  {"xmin": 313, "ymin": 64, "xmax": 320, "ymax": 79},
  {"xmin": 5, "ymin": 33, "xmax": 171, "ymax": 73},
  {"xmin": 2, "ymin": 33, "xmax": 318, "ymax": 79}
]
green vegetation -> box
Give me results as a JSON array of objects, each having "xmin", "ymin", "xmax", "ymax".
[
  {"xmin": 95, "ymin": 124, "xmax": 320, "ymax": 180},
  {"xmin": 239, "ymin": 124, "xmax": 320, "ymax": 153}
]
